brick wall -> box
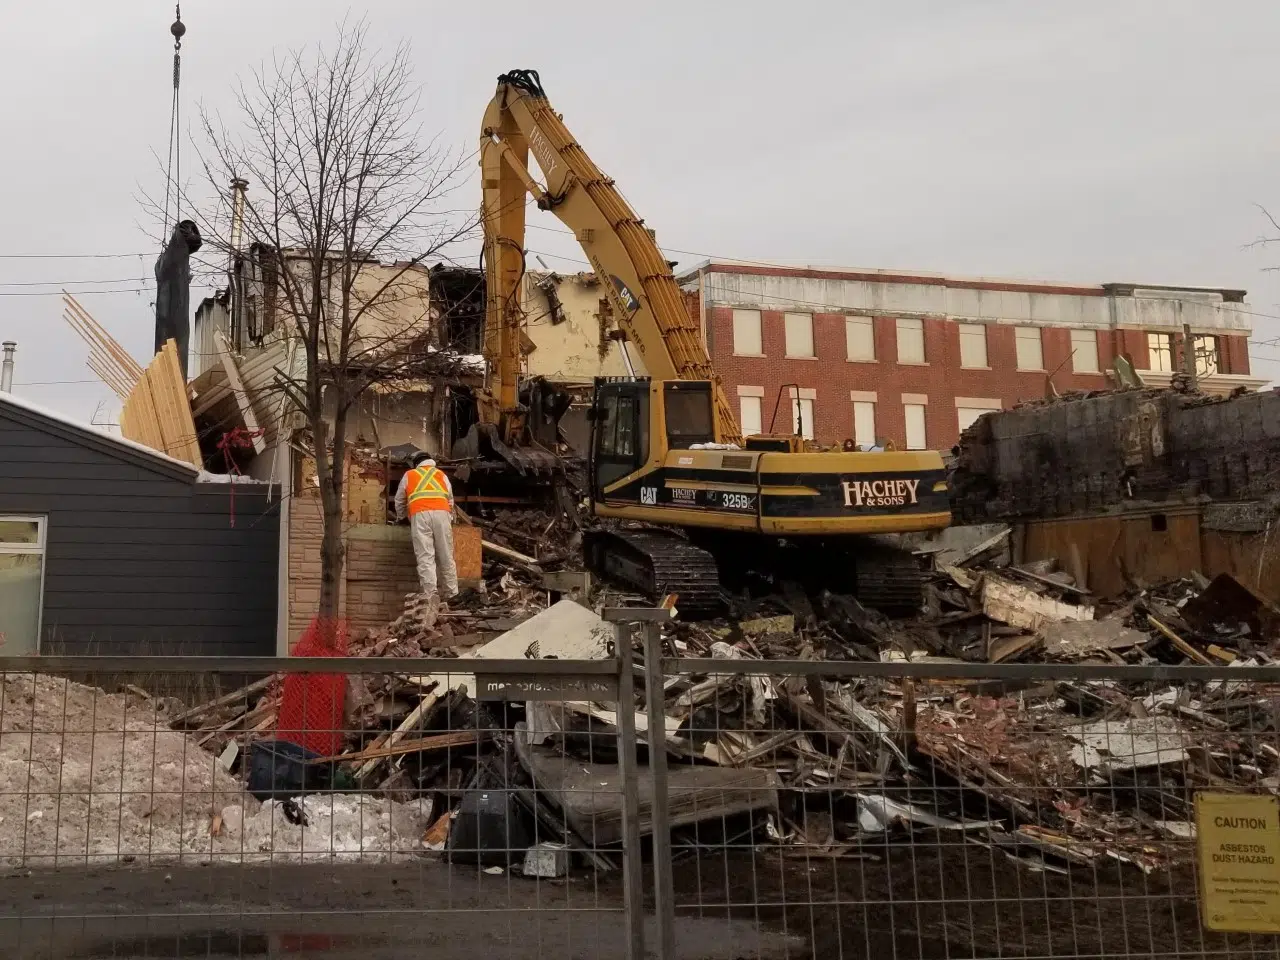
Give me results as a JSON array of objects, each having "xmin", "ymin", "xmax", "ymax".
[
  {"xmin": 709, "ymin": 307, "xmax": 1120, "ymax": 451},
  {"xmin": 287, "ymin": 494, "xmax": 416, "ymax": 649},
  {"xmin": 344, "ymin": 526, "xmax": 420, "ymax": 640}
]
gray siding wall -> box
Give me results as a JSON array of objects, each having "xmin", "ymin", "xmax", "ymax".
[{"xmin": 0, "ymin": 404, "xmax": 279, "ymax": 655}]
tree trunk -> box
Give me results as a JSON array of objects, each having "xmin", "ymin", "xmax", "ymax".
[{"xmin": 313, "ymin": 417, "xmax": 346, "ymax": 625}]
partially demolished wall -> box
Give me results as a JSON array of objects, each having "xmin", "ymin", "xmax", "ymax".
[{"xmin": 950, "ymin": 387, "xmax": 1280, "ymax": 523}]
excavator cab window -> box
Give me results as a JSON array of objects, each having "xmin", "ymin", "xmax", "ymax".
[
  {"xmin": 590, "ymin": 380, "xmax": 649, "ymax": 499},
  {"xmin": 663, "ymin": 382, "xmax": 715, "ymax": 449}
]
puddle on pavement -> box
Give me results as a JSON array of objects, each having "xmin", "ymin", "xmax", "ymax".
[{"xmin": 71, "ymin": 930, "xmax": 388, "ymax": 957}]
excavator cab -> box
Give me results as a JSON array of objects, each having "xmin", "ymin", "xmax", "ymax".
[{"xmin": 588, "ymin": 378, "xmax": 722, "ymax": 500}]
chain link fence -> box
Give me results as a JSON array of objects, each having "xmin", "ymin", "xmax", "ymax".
[{"xmin": 0, "ymin": 638, "xmax": 1275, "ymax": 959}]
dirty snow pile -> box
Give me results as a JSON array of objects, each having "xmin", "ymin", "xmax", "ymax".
[
  {"xmin": 210, "ymin": 795, "xmax": 434, "ymax": 864},
  {"xmin": 0, "ymin": 673, "xmax": 431, "ymax": 868}
]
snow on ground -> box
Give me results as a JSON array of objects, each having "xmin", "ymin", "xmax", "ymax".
[{"xmin": 0, "ymin": 673, "xmax": 431, "ymax": 868}]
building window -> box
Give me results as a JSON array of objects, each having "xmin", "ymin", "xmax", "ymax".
[
  {"xmin": 956, "ymin": 398, "xmax": 1002, "ymax": 433},
  {"xmin": 852, "ymin": 401, "xmax": 876, "ymax": 447},
  {"xmin": 732, "ymin": 309, "xmax": 762, "ymax": 356},
  {"xmin": 1015, "ymin": 327, "xmax": 1043, "ymax": 370},
  {"xmin": 896, "ymin": 317, "xmax": 925, "ymax": 364},
  {"xmin": 846, "ymin": 316, "xmax": 876, "ymax": 361},
  {"xmin": 904, "ymin": 403, "xmax": 927, "ymax": 450},
  {"xmin": 784, "ymin": 313, "xmax": 814, "ymax": 358},
  {"xmin": 958, "ymin": 323, "xmax": 988, "ymax": 368},
  {"xmin": 739, "ymin": 395, "xmax": 762, "ymax": 437},
  {"xmin": 1145, "ymin": 333, "xmax": 1173, "ymax": 372},
  {"xmin": 1195, "ymin": 335, "xmax": 1220, "ymax": 376},
  {"xmin": 0, "ymin": 517, "xmax": 45, "ymax": 655},
  {"xmin": 1070, "ymin": 329, "xmax": 1099, "ymax": 373},
  {"xmin": 786, "ymin": 387, "xmax": 816, "ymax": 440},
  {"xmin": 790, "ymin": 398, "xmax": 815, "ymax": 439}
]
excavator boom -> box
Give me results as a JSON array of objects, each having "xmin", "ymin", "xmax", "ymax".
[{"xmin": 481, "ymin": 70, "xmax": 741, "ymax": 444}]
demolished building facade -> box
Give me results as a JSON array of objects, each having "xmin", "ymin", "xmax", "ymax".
[{"xmin": 950, "ymin": 385, "xmax": 1280, "ymax": 597}]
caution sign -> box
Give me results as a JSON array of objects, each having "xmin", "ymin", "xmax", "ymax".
[{"xmin": 1196, "ymin": 793, "xmax": 1280, "ymax": 933}]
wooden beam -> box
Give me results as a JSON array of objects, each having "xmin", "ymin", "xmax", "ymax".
[{"xmin": 215, "ymin": 331, "xmax": 266, "ymax": 453}]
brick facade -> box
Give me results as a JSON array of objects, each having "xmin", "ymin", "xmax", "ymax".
[
  {"xmin": 287, "ymin": 494, "xmax": 417, "ymax": 649},
  {"xmin": 700, "ymin": 280, "xmax": 1253, "ymax": 453}
]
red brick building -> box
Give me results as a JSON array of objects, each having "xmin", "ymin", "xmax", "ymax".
[{"xmin": 678, "ymin": 262, "xmax": 1264, "ymax": 452}]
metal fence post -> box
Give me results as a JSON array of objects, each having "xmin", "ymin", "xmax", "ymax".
[
  {"xmin": 613, "ymin": 621, "xmax": 646, "ymax": 960},
  {"xmin": 643, "ymin": 619, "xmax": 676, "ymax": 960}
]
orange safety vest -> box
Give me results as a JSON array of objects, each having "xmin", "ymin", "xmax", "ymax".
[{"xmin": 405, "ymin": 465, "xmax": 451, "ymax": 515}]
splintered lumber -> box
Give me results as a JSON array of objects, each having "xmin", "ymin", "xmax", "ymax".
[
  {"xmin": 63, "ymin": 292, "xmax": 144, "ymax": 397},
  {"xmin": 481, "ymin": 538, "xmax": 542, "ymax": 571},
  {"xmin": 196, "ymin": 698, "xmax": 277, "ymax": 748},
  {"xmin": 354, "ymin": 685, "xmax": 441, "ymax": 781},
  {"xmin": 170, "ymin": 675, "xmax": 275, "ymax": 727},
  {"xmin": 1146, "ymin": 615, "xmax": 1213, "ymax": 665},
  {"xmin": 314, "ymin": 729, "xmax": 482, "ymax": 766}
]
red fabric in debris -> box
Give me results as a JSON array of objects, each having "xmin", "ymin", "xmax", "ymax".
[{"xmin": 276, "ymin": 617, "xmax": 348, "ymax": 757}]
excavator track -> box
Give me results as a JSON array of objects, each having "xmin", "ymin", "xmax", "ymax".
[{"xmin": 584, "ymin": 529, "xmax": 723, "ymax": 616}]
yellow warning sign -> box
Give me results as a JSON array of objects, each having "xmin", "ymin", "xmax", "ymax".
[{"xmin": 1196, "ymin": 792, "xmax": 1280, "ymax": 933}]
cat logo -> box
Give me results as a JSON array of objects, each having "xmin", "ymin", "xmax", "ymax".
[
  {"xmin": 640, "ymin": 486, "xmax": 657, "ymax": 505},
  {"xmin": 610, "ymin": 276, "xmax": 640, "ymax": 315}
]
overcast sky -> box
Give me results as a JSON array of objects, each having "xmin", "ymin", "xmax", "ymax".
[{"xmin": 1, "ymin": 0, "xmax": 1278, "ymax": 422}]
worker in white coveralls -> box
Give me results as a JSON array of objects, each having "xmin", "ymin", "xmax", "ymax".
[{"xmin": 394, "ymin": 453, "xmax": 458, "ymax": 600}]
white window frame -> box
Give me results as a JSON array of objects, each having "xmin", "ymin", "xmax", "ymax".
[
  {"xmin": 1145, "ymin": 332, "xmax": 1173, "ymax": 373},
  {"xmin": 896, "ymin": 317, "xmax": 926, "ymax": 364},
  {"xmin": 852, "ymin": 400, "xmax": 876, "ymax": 447},
  {"xmin": 787, "ymin": 386, "xmax": 816, "ymax": 440},
  {"xmin": 0, "ymin": 515, "xmax": 47, "ymax": 652},
  {"xmin": 904, "ymin": 403, "xmax": 927, "ymax": 450},
  {"xmin": 1070, "ymin": 328, "xmax": 1100, "ymax": 374},
  {"xmin": 783, "ymin": 312, "xmax": 815, "ymax": 358},
  {"xmin": 738, "ymin": 395, "xmax": 762, "ymax": 437},
  {"xmin": 957, "ymin": 323, "xmax": 989, "ymax": 369},
  {"xmin": 1014, "ymin": 326, "xmax": 1043, "ymax": 371},
  {"xmin": 955, "ymin": 397, "xmax": 1002, "ymax": 433},
  {"xmin": 732, "ymin": 309, "xmax": 762, "ymax": 356},
  {"xmin": 1194, "ymin": 334, "xmax": 1220, "ymax": 377},
  {"xmin": 845, "ymin": 316, "xmax": 876, "ymax": 362}
]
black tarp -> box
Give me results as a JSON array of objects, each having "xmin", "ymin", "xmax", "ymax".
[{"xmin": 154, "ymin": 219, "xmax": 203, "ymax": 378}]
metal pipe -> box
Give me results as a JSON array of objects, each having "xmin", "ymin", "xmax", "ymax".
[
  {"xmin": 1, "ymin": 341, "xmax": 14, "ymax": 393},
  {"xmin": 228, "ymin": 178, "xmax": 248, "ymax": 255},
  {"xmin": 643, "ymin": 620, "xmax": 676, "ymax": 960}
]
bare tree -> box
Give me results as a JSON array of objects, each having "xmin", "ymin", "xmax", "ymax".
[{"xmin": 195, "ymin": 22, "xmax": 474, "ymax": 623}]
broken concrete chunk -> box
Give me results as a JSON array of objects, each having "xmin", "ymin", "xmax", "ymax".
[
  {"xmin": 1067, "ymin": 717, "xmax": 1188, "ymax": 772},
  {"xmin": 1040, "ymin": 619, "xmax": 1147, "ymax": 658},
  {"xmin": 982, "ymin": 575, "xmax": 1094, "ymax": 631}
]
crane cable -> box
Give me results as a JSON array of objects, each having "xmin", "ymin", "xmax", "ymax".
[{"xmin": 162, "ymin": 6, "xmax": 185, "ymax": 244}]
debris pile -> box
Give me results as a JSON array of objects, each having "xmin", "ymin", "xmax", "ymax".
[{"xmin": 158, "ymin": 518, "xmax": 1280, "ymax": 877}]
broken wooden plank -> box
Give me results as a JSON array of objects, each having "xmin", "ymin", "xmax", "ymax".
[
  {"xmin": 354, "ymin": 686, "xmax": 441, "ymax": 781},
  {"xmin": 481, "ymin": 538, "xmax": 542, "ymax": 571},
  {"xmin": 314, "ymin": 729, "xmax": 482, "ymax": 765},
  {"xmin": 171, "ymin": 675, "xmax": 275, "ymax": 726},
  {"xmin": 214, "ymin": 331, "xmax": 266, "ymax": 453},
  {"xmin": 954, "ymin": 528, "xmax": 1011, "ymax": 567},
  {"xmin": 1146, "ymin": 615, "xmax": 1212, "ymax": 665},
  {"xmin": 1009, "ymin": 565, "xmax": 1090, "ymax": 596}
]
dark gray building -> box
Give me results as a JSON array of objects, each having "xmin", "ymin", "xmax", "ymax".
[{"xmin": 0, "ymin": 390, "xmax": 279, "ymax": 655}]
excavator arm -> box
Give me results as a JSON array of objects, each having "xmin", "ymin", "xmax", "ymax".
[{"xmin": 480, "ymin": 69, "xmax": 742, "ymax": 445}]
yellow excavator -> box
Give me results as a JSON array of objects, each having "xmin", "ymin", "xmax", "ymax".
[{"xmin": 479, "ymin": 69, "xmax": 950, "ymax": 612}]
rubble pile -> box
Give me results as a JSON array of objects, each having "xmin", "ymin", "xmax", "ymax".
[
  {"xmin": 644, "ymin": 640, "xmax": 1278, "ymax": 874},
  {"xmin": 155, "ymin": 512, "xmax": 1280, "ymax": 877}
]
